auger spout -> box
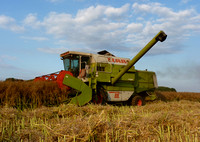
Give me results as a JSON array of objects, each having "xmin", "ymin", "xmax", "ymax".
[{"xmin": 111, "ymin": 31, "xmax": 167, "ymax": 85}]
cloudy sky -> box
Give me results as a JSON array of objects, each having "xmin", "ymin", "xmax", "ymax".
[{"xmin": 0, "ymin": 0, "xmax": 200, "ymax": 92}]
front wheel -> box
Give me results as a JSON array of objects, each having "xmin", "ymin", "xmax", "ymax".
[{"xmin": 131, "ymin": 95, "xmax": 145, "ymax": 106}]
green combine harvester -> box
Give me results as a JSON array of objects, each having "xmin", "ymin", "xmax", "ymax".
[{"xmin": 35, "ymin": 31, "xmax": 167, "ymax": 106}]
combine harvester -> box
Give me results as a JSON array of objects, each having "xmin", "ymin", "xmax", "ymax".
[{"xmin": 35, "ymin": 31, "xmax": 167, "ymax": 106}]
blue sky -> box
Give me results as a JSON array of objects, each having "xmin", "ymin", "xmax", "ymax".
[{"xmin": 0, "ymin": 0, "xmax": 200, "ymax": 92}]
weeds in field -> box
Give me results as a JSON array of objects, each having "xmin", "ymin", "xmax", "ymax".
[
  {"xmin": 1, "ymin": 80, "xmax": 200, "ymax": 109},
  {"xmin": 156, "ymin": 91, "xmax": 200, "ymax": 102},
  {"xmin": 0, "ymin": 81, "xmax": 200, "ymax": 141},
  {"xmin": 0, "ymin": 101, "xmax": 199, "ymax": 141},
  {"xmin": 0, "ymin": 81, "xmax": 68, "ymax": 109}
]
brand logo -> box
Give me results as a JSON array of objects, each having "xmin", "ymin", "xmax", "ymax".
[
  {"xmin": 109, "ymin": 91, "xmax": 120, "ymax": 98},
  {"xmin": 107, "ymin": 57, "xmax": 129, "ymax": 64}
]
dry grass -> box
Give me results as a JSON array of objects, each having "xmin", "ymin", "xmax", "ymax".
[
  {"xmin": 0, "ymin": 101, "xmax": 200, "ymax": 141},
  {"xmin": 0, "ymin": 81, "xmax": 200, "ymax": 141},
  {"xmin": 0, "ymin": 80, "xmax": 200, "ymax": 109},
  {"xmin": 0, "ymin": 81, "xmax": 68, "ymax": 109},
  {"xmin": 156, "ymin": 91, "xmax": 200, "ymax": 102}
]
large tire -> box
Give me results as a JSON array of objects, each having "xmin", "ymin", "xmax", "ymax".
[
  {"xmin": 92, "ymin": 86, "xmax": 107, "ymax": 105},
  {"xmin": 131, "ymin": 95, "xmax": 145, "ymax": 106}
]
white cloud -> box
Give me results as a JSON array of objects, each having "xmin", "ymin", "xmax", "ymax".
[
  {"xmin": 36, "ymin": 4, "xmax": 130, "ymax": 51},
  {"xmin": 132, "ymin": 2, "xmax": 175, "ymax": 17},
  {"xmin": 75, "ymin": 5, "xmax": 106, "ymax": 24},
  {"xmin": 127, "ymin": 2, "xmax": 200, "ymax": 54},
  {"xmin": 43, "ymin": 12, "xmax": 74, "ymax": 37},
  {"xmin": 0, "ymin": 55, "xmax": 17, "ymax": 61},
  {"xmin": 0, "ymin": 15, "xmax": 24, "ymax": 32},
  {"xmin": 181, "ymin": 0, "xmax": 191, "ymax": 4},
  {"xmin": 104, "ymin": 3, "xmax": 130, "ymax": 18},
  {"xmin": 2, "ymin": 3, "xmax": 200, "ymax": 55},
  {"xmin": 75, "ymin": 4, "xmax": 129, "ymax": 24},
  {"xmin": 21, "ymin": 36, "xmax": 48, "ymax": 41},
  {"xmin": 22, "ymin": 3, "xmax": 199, "ymax": 55},
  {"xmin": 126, "ymin": 23, "xmax": 143, "ymax": 33},
  {"xmin": 37, "ymin": 47, "xmax": 68, "ymax": 54},
  {"xmin": 23, "ymin": 13, "xmax": 42, "ymax": 28},
  {"xmin": 47, "ymin": 0, "xmax": 62, "ymax": 3}
]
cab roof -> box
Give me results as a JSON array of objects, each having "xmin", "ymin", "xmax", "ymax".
[{"xmin": 60, "ymin": 51, "xmax": 91, "ymax": 58}]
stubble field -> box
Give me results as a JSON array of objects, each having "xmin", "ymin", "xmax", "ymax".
[{"xmin": 0, "ymin": 81, "xmax": 200, "ymax": 141}]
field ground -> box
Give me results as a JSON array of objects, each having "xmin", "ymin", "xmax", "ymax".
[
  {"xmin": 0, "ymin": 81, "xmax": 200, "ymax": 141},
  {"xmin": 0, "ymin": 100, "xmax": 200, "ymax": 141}
]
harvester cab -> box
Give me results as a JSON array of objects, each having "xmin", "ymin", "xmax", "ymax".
[
  {"xmin": 61, "ymin": 51, "xmax": 91, "ymax": 79},
  {"xmin": 35, "ymin": 31, "xmax": 167, "ymax": 106}
]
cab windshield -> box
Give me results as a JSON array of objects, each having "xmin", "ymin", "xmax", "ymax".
[
  {"xmin": 62, "ymin": 54, "xmax": 90, "ymax": 77},
  {"xmin": 63, "ymin": 57, "xmax": 79, "ymax": 76}
]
